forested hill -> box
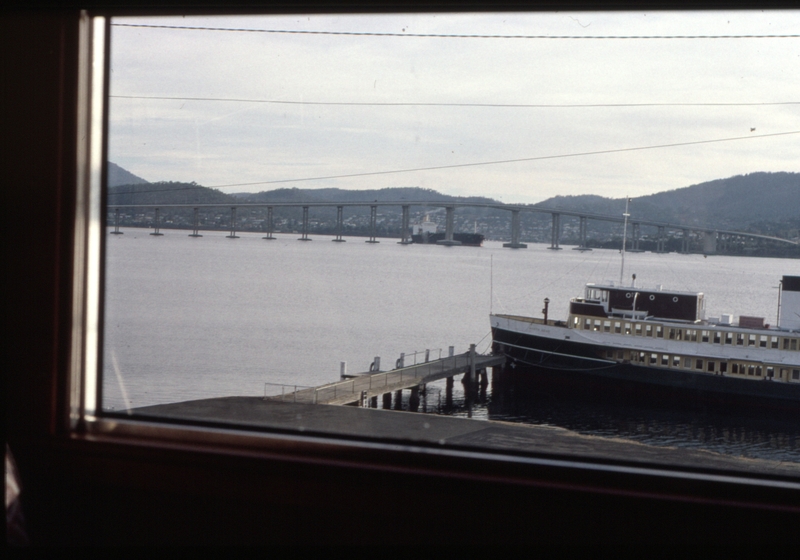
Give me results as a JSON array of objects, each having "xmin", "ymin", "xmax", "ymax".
[
  {"xmin": 236, "ymin": 186, "xmax": 497, "ymax": 206},
  {"xmin": 106, "ymin": 166, "xmax": 798, "ymax": 237},
  {"xmin": 108, "ymin": 182, "xmax": 236, "ymax": 206},
  {"xmin": 108, "ymin": 162, "xmax": 148, "ymax": 187},
  {"xmin": 534, "ymin": 172, "xmax": 799, "ymax": 234}
]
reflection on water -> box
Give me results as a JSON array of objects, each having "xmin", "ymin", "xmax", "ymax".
[{"xmin": 477, "ymin": 367, "xmax": 800, "ymax": 463}]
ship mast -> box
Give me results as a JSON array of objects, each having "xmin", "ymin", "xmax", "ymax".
[{"xmin": 620, "ymin": 197, "xmax": 631, "ymax": 286}]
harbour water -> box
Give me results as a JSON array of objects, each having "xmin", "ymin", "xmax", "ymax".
[{"xmin": 103, "ymin": 229, "xmax": 799, "ymax": 463}]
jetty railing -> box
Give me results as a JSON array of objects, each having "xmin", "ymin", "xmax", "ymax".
[
  {"xmin": 263, "ymin": 382, "xmax": 314, "ymax": 402},
  {"xmin": 263, "ymin": 349, "xmax": 504, "ymax": 406},
  {"xmin": 396, "ymin": 348, "xmax": 444, "ymax": 367}
]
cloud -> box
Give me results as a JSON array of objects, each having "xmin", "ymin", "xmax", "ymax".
[{"xmin": 108, "ymin": 11, "xmax": 800, "ymax": 202}]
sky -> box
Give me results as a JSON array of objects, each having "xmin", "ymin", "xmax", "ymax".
[{"xmin": 108, "ymin": 10, "xmax": 800, "ymax": 204}]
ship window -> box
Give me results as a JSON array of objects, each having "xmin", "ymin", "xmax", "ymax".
[
  {"xmin": 755, "ymin": 366, "xmax": 762, "ymax": 377},
  {"xmin": 684, "ymin": 357, "xmax": 692, "ymax": 368},
  {"xmin": 594, "ymin": 320, "xmax": 601, "ymax": 331},
  {"xmin": 720, "ymin": 362, "xmax": 728, "ymax": 374},
  {"xmin": 624, "ymin": 323, "xmax": 631, "ymax": 335},
  {"xmin": 732, "ymin": 363, "xmax": 739, "ymax": 374},
  {"xmin": 650, "ymin": 354, "xmax": 658, "ymax": 365},
  {"xmin": 748, "ymin": 365, "xmax": 756, "ymax": 376},
  {"xmin": 771, "ymin": 336, "xmax": 778, "ymax": 349},
  {"xmin": 783, "ymin": 338, "xmax": 789, "ymax": 350},
  {"xmin": 736, "ymin": 334, "xmax": 745, "ymax": 346},
  {"xmin": 584, "ymin": 318, "xmax": 591, "ymax": 330},
  {"xmin": 606, "ymin": 350, "xmax": 614, "ymax": 358},
  {"xmin": 614, "ymin": 322, "xmax": 621, "ymax": 334},
  {"xmin": 689, "ymin": 330, "xmax": 698, "ymax": 342},
  {"xmin": 645, "ymin": 325, "xmax": 653, "ymax": 337},
  {"xmin": 603, "ymin": 321, "xmax": 611, "ymax": 332},
  {"xmin": 669, "ymin": 328, "xmax": 676, "ymax": 340},
  {"xmin": 701, "ymin": 331, "xmax": 709, "ymax": 343},
  {"xmin": 695, "ymin": 359, "xmax": 703, "ymax": 370},
  {"xmin": 676, "ymin": 329, "xmax": 683, "ymax": 341},
  {"xmin": 725, "ymin": 332, "xmax": 733, "ymax": 345},
  {"xmin": 713, "ymin": 332, "xmax": 721, "ymax": 344},
  {"xmin": 793, "ymin": 370, "xmax": 800, "ymax": 381},
  {"xmin": 707, "ymin": 361, "xmax": 715, "ymax": 373},
  {"xmin": 672, "ymin": 356, "xmax": 680, "ymax": 367},
  {"xmin": 760, "ymin": 336, "xmax": 767, "ymax": 348},
  {"xmin": 635, "ymin": 324, "xmax": 642, "ymax": 336},
  {"xmin": 766, "ymin": 367, "xmax": 774, "ymax": 378},
  {"xmin": 617, "ymin": 350, "xmax": 624, "ymax": 360},
  {"xmin": 748, "ymin": 334, "xmax": 756, "ymax": 346},
  {"xmin": 792, "ymin": 339, "xmax": 798, "ymax": 351},
  {"xmin": 639, "ymin": 352, "xmax": 647, "ymax": 363},
  {"xmin": 661, "ymin": 355, "xmax": 669, "ymax": 366},
  {"xmin": 656, "ymin": 326, "xmax": 663, "ymax": 338}
]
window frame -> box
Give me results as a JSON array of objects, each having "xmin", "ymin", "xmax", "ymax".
[{"xmin": 55, "ymin": 6, "xmax": 800, "ymax": 534}]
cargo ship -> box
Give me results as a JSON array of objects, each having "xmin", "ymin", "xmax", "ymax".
[
  {"xmin": 490, "ymin": 275, "xmax": 800, "ymax": 406},
  {"xmin": 411, "ymin": 232, "xmax": 485, "ymax": 246},
  {"xmin": 410, "ymin": 215, "xmax": 484, "ymax": 246}
]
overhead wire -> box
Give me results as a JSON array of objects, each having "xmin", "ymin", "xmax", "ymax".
[
  {"xmin": 108, "ymin": 129, "xmax": 800, "ymax": 195},
  {"xmin": 110, "ymin": 95, "xmax": 800, "ymax": 108},
  {"xmin": 111, "ymin": 23, "xmax": 800, "ymax": 40},
  {"xmin": 202, "ymin": 130, "xmax": 800, "ymax": 189}
]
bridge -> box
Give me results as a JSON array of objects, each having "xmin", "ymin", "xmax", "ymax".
[{"xmin": 107, "ymin": 200, "xmax": 798, "ymax": 254}]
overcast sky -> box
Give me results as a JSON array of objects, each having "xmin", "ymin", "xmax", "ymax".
[{"xmin": 108, "ymin": 10, "xmax": 800, "ymax": 203}]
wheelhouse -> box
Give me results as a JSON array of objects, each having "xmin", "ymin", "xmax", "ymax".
[{"xmin": 570, "ymin": 283, "xmax": 704, "ymax": 322}]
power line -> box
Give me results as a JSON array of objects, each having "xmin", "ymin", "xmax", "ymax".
[
  {"xmin": 110, "ymin": 94, "xmax": 800, "ymax": 108},
  {"xmin": 206, "ymin": 130, "xmax": 800, "ymax": 188},
  {"xmin": 111, "ymin": 23, "xmax": 800, "ymax": 40},
  {"xmin": 109, "ymin": 185, "xmax": 212, "ymax": 196},
  {"xmin": 109, "ymin": 130, "xmax": 800, "ymax": 194}
]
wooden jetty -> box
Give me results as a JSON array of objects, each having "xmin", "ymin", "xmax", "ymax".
[{"xmin": 267, "ymin": 347, "xmax": 505, "ymax": 406}]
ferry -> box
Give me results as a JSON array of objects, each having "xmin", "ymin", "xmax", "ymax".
[{"xmin": 490, "ymin": 275, "xmax": 800, "ymax": 406}]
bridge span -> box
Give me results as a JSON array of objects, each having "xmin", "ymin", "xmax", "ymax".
[{"xmin": 107, "ymin": 200, "xmax": 798, "ymax": 254}]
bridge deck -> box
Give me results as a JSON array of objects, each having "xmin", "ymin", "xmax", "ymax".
[{"xmin": 269, "ymin": 352, "xmax": 505, "ymax": 406}]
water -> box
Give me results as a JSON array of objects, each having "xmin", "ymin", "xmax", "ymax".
[{"xmin": 103, "ymin": 228, "xmax": 799, "ymax": 462}]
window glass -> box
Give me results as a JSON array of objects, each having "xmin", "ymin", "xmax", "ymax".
[{"xmin": 100, "ymin": 11, "xmax": 800, "ymax": 475}]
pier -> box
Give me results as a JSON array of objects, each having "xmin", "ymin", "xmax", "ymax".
[{"xmin": 266, "ymin": 346, "xmax": 504, "ymax": 408}]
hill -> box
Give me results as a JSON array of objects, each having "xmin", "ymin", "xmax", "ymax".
[
  {"xmin": 108, "ymin": 162, "xmax": 148, "ymax": 187},
  {"xmin": 104, "ymin": 164, "xmax": 798, "ymax": 247},
  {"xmin": 238, "ymin": 186, "xmax": 497, "ymax": 207},
  {"xmin": 108, "ymin": 182, "xmax": 236, "ymax": 206},
  {"xmin": 534, "ymin": 172, "xmax": 799, "ymax": 234}
]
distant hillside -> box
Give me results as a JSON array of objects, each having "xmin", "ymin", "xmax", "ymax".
[
  {"xmin": 108, "ymin": 182, "xmax": 236, "ymax": 205},
  {"xmin": 535, "ymin": 172, "xmax": 799, "ymax": 233},
  {"xmin": 108, "ymin": 162, "xmax": 148, "ymax": 187},
  {"xmin": 105, "ymin": 164, "xmax": 797, "ymax": 244},
  {"xmin": 239, "ymin": 186, "xmax": 497, "ymax": 206}
]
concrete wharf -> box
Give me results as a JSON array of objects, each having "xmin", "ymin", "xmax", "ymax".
[{"xmin": 267, "ymin": 348, "xmax": 504, "ymax": 407}]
